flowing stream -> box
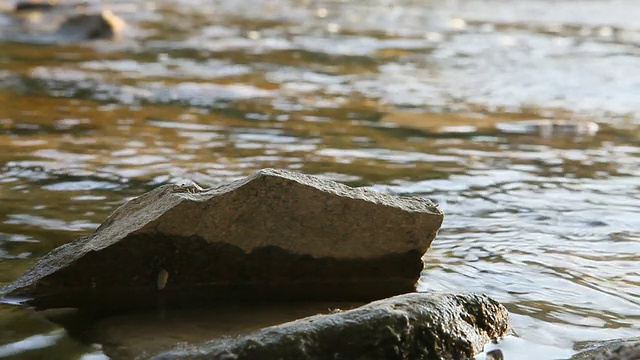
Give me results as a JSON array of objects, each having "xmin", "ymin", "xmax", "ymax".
[{"xmin": 0, "ymin": 0, "xmax": 638, "ymax": 358}]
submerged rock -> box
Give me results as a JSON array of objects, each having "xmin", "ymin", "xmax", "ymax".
[
  {"xmin": 0, "ymin": 169, "xmax": 443, "ymax": 312},
  {"xmin": 151, "ymin": 292, "xmax": 510, "ymax": 360},
  {"xmin": 48, "ymin": 301, "xmax": 365, "ymax": 359}
]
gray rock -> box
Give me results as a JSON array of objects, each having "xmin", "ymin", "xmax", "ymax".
[
  {"xmin": 150, "ymin": 292, "xmax": 510, "ymax": 360},
  {"xmin": 3, "ymin": 7, "xmax": 123, "ymax": 44},
  {"xmin": 53, "ymin": 10, "xmax": 124, "ymax": 41},
  {"xmin": 0, "ymin": 169, "xmax": 443, "ymax": 312},
  {"xmin": 573, "ymin": 338, "xmax": 640, "ymax": 360}
]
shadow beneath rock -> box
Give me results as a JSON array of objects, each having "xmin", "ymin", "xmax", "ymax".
[{"xmin": 42, "ymin": 301, "xmax": 362, "ymax": 359}]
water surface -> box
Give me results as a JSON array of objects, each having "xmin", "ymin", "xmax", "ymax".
[{"xmin": 0, "ymin": 0, "xmax": 639, "ymax": 358}]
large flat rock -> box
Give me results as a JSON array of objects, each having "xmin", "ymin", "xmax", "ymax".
[
  {"xmin": 150, "ymin": 292, "xmax": 510, "ymax": 360},
  {"xmin": 1, "ymin": 169, "xmax": 443, "ymax": 311}
]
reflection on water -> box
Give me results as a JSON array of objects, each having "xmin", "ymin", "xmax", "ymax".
[
  {"xmin": 0, "ymin": 330, "xmax": 66, "ymax": 358},
  {"xmin": 0, "ymin": 0, "xmax": 639, "ymax": 358},
  {"xmin": 476, "ymin": 336, "xmax": 575, "ymax": 360},
  {"xmin": 41, "ymin": 302, "xmax": 363, "ymax": 359}
]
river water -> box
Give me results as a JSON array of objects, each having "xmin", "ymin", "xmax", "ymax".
[{"xmin": 0, "ymin": 0, "xmax": 638, "ymax": 359}]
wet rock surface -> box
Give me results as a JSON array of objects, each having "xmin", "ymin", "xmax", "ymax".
[
  {"xmin": 14, "ymin": 0, "xmax": 57, "ymax": 12},
  {"xmin": 52, "ymin": 10, "xmax": 124, "ymax": 41},
  {"xmin": 0, "ymin": 169, "xmax": 443, "ymax": 312},
  {"xmin": 2, "ymin": 2, "xmax": 123, "ymax": 43},
  {"xmin": 573, "ymin": 338, "xmax": 640, "ymax": 360},
  {"xmin": 150, "ymin": 292, "xmax": 510, "ymax": 360}
]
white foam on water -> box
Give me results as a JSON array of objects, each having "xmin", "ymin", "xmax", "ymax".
[
  {"xmin": 0, "ymin": 330, "xmax": 65, "ymax": 358},
  {"xmin": 475, "ymin": 336, "xmax": 575, "ymax": 360}
]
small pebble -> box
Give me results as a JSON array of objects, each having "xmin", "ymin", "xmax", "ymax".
[{"xmin": 157, "ymin": 269, "xmax": 169, "ymax": 290}]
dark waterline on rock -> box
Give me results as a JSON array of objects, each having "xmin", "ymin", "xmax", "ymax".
[{"xmin": 0, "ymin": 0, "xmax": 639, "ymax": 358}]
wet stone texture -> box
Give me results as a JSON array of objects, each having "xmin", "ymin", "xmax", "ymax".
[
  {"xmin": 14, "ymin": 0, "xmax": 57, "ymax": 12},
  {"xmin": 54, "ymin": 10, "xmax": 124, "ymax": 41},
  {"xmin": 150, "ymin": 292, "xmax": 510, "ymax": 360},
  {"xmin": 573, "ymin": 338, "xmax": 640, "ymax": 360},
  {"xmin": 0, "ymin": 169, "xmax": 444, "ymax": 312},
  {"xmin": 4, "ymin": 3, "xmax": 124, "ymax": 43}
]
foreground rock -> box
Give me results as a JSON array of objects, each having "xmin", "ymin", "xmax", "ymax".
[
  {"xmin": 1, "ymin": 169, "xmax": 443, "ymax": 312},
  {"xmin": 572, "ymin": 338, "xmax": 640, "ymax": 360},
  {"xmin": 149, "ymin": 292, "xmax": 509, "ymax": 360}
]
